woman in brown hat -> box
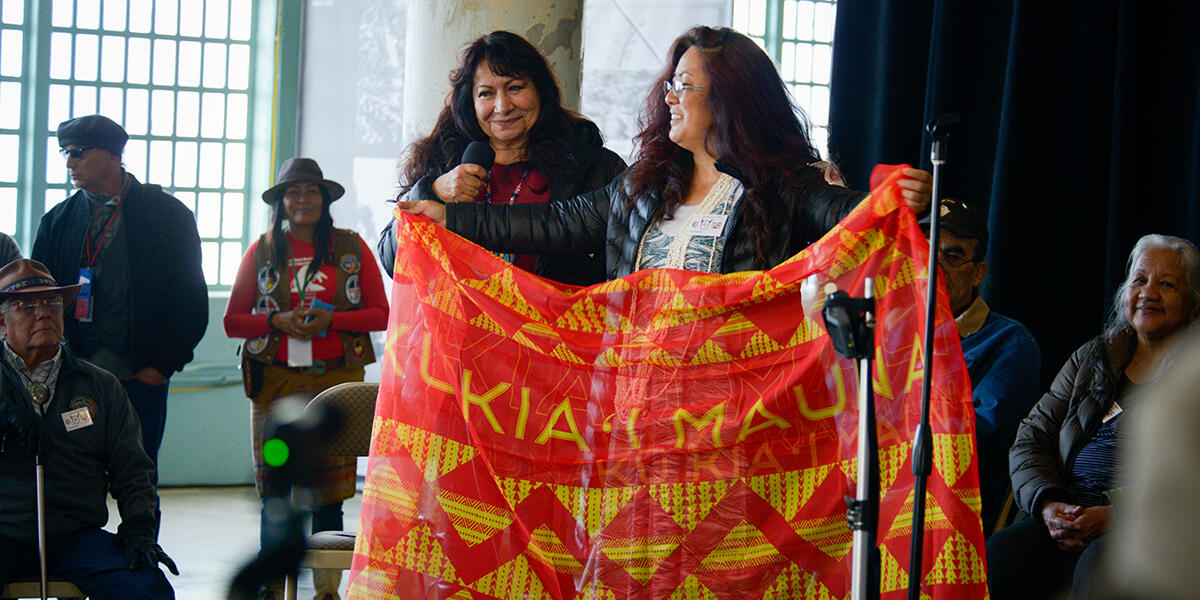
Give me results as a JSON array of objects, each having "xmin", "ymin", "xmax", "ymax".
[{"xmin": 223, "ymin": 157, "xmax": 387, "ymax": 600}]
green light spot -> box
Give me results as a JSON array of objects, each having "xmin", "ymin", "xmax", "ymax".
[{"xmin": 263, "ymin": 438, "xmax": 289, "ymax": 467}]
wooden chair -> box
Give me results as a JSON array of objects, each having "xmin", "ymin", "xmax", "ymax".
[
  {"xmin": 1, "ymin": 577, "xmax": 85, "ymax": 599},
  {"xmin": 992, "ymin": 488, "xmax": 1018, "ymax": 536},
  {"xmin": 283, "ymin": 381, "xmax": 379, "ymax": 600}
]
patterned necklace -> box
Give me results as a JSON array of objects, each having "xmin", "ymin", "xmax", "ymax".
[
  {"xmin": 484, "ymin": 167, "xmax": 531, "ymax": 205},
  {"xmin": 18, "ymin": 359, "xmax": 59, "ymax": 408}
]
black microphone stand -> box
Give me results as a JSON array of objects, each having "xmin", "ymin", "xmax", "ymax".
[
  {"xmin": 906, "ymin": 113, "xmax": 959, "ymax": 600},
  {"xmin": 822, "ymin": 280, "xmax": 878, "ymax": 600}
]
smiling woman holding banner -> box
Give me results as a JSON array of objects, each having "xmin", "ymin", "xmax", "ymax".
[
  {"xmin": 223, "ymin": 158, "xmax": 387, "ymax": 600},
  {"xmin": 399, "ymin": 26, "xmax": 932, "ymax": 277},
  {"xmin": 378, "ymin": 30, "xmax": 626, "ymax": 285}
]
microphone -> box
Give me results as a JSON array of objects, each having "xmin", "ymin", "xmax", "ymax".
[
  {"xmin": 461, "ymin": 141, "xmax": 495, "ymax": 170},
  {"xmin": 925, "ymin": 113, "xmax": 961, "ymax": 137}
]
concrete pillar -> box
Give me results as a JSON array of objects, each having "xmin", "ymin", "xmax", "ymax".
[{"xmin": 402, "ymin": 0, "xmax": 584, "ymax": 145}]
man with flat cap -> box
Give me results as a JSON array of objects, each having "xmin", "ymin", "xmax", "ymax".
[
  {"xmin": 0, "ymin": 259, "xmax": 176, "ymax": 597},
  {"xmin": 32, "ymin": 114, "xmax": 207, "ymax": 470},
  {"xmin": 922, "ymin": 198, "xmax": 1041, "ymax": 536}
]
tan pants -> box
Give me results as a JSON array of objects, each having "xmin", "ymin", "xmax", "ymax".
[{"xmin": 249, "ymin": 364, "xmax": 365, "ymax": 505}]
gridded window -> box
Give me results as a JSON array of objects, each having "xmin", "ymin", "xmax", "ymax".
[
  {"xmin": 8, "ymin": 0, "xmax": 262, "ymax": 287},
  {"xmin": 733, "ymin": 0, "xmax": 837, "ymax": 157},
  {"xmin": 0, "ymin": 0, "xmax": 25, "ymax": 237}
]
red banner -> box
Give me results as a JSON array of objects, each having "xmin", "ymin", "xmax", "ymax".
[{"xmin": 347, "ymin": 166, "xmax": 986, "ymax": 599}]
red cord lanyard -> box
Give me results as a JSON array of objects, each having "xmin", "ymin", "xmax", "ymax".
[{"xmin": 83, "ymin": 178, "xmax": 130, "ymax": 268}]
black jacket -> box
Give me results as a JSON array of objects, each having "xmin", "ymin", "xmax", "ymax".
[
  {"xmin": 378, "ymin": 119, "xmax": 627, "ymax": 285},
  {"xmin": 447, "ymin": 162, "xmax": 867, "ymax": 279},
  {"xmin": 0, "ymin": 346, "xmax": 159, "ymax": 545},
  {"xmin": 32, "ymin": 174, "xmax": 209, "ymax": 377}
]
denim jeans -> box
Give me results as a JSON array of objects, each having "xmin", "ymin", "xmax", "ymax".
[
  {"xmin": 0, "ymin": 528, "xmax": 174, "ymax": 599},
  {"xmin": 122, "ymin": 378, "xmax": 169, "ymax": 469}
]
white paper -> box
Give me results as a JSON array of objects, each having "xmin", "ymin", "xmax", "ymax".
[{"xmin": 287, "ymin": 337, "xmax": 313, "ymax": 367}]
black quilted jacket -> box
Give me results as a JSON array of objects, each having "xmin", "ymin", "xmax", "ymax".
[
  {"xmin": 1009, "ymin": 330, "xmax": 1149, "ymax": 517},
  {"xmin": 446, "ymin": 162, "xmax": 867, "ymax": 279}
]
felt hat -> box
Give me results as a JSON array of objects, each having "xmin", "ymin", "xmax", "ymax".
[
  {"xmin": 261, "ymin": 158, "xmax": 345, "ymax": 204},
  {"xmin": 0, "ymin": 259, "xmax": 82, "ymax": 309}
]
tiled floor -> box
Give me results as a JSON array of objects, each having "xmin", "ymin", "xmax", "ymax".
[{"xmin": 107, "ymin": 486, "xmax": 362, "ymax": 600}]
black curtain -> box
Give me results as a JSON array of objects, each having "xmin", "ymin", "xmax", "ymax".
[{"xmin": 828, "ymin": 0, "xmax": 1200, "ymax": 382}]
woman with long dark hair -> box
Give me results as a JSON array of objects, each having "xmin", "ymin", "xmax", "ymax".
[
  {"xmin": 399, "ymin": 26, "xmax": 930, "ymax": 277},
  {"xmin": 378, "ymin": 30, "xmax": 626, "ymax": 285},
  {"xmin": 224, "ymin": 158, "xmax": 388, "ymax": 600}
]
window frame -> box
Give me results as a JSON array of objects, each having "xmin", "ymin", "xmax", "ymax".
[{"xmin": 2, "ymin": 0, "xmax": 297, "ymax": 290}]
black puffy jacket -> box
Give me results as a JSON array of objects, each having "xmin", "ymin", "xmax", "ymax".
[
  {"xmin": 446, "ymin": 162, "xmax": 867, "ymax": 279},
  {"xmin": 378, "ymin": 119, "xmax": 626, "ymax": 286},
  {"xmin": 1007, "ymin": 328, "xmax": 1185, "ymax": 517}
]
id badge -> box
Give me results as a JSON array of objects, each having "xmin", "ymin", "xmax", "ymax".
[
  {"xmin": 75, "ymin": 268, "xmax": 94, "ymax": 322},
  {"xmin": 287, "ymin": 337, "xmax": 313, "ymax": 367}
]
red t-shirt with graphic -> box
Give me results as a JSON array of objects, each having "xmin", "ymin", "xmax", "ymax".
[{"xmin": 223, "ymin": 234, "xmax": 388, "ymax": 363}]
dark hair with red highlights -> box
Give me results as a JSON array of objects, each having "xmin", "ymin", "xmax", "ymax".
[
  {"xmin": 626, "ymin": 26, "xmax": 824, "ymax": 267},
  {"xmin": 398, "ymin": 31, "xmax": 591, "ymax": 196}
]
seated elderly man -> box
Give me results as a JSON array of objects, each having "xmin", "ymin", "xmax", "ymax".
[
  {"xmin": 0, "ymin": 260, "xmax": 176, "ymax": 598},
  {"xmin": 921, "ymin": 199, "xmax": 1041, "ymax": 535}
]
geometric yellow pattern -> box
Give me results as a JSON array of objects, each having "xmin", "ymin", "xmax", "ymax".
[
  {"xmin": 879, "ymin": 544, "xmax": 910, "ymax": 593},
  {"xmin": 649, "ymin": 480, "xmax": 733, "ymax": 533},
  {"xmin": 760, "ymin": 563, "xmax": 838, "ymax": 600},
  {"xmin": 697, "ymin": 521, "xmax": 788, "ymax": 572},
  {"xmin": 349, "ymin": 166, "xmax": 988, "ymax": 599},
  {"xmin": 547, "ymin": 483, "xmax": 639, "ymax": 537},
  {"xmin": 793, "ymin": 514, "xmax": 854, "ymax": 561},
  {"xmin": 746, "ymin": 465, "xmax": 834, "ymax": 521},
  {"xmin": 933, "ymin": 434, "xmax": 975, "ymax": 489},
  {"xmin": 600, "ymin": 535, "xmax": 685, "ymax": 584},
  {"xmin": 468, "ymin": 553, "xmax": 552, "ymax": 600},
  {"xmin": 436, "ymin": 488, "xmax": 516, "ymax": 546},
  {"xmin": 923, "ymin": 532, "xmax": 987, "ymax": 586},
  {"xmin": 373, "ymin": 417, "xmax": 477, "ymax": 482},
  {"xmin": 529, "ymin": 525, "xmax": 586, "ymax": 574},
  {"xmin": 665, "ymin": 575, "xmax": 721, "ymax": 600}
]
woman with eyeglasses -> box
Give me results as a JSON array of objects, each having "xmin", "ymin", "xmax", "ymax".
[
  {"xmin": 378, "ymin": 30, "xmax": 626, "ymax": 285},
  {"xmin": 398, "ymin": 26, "xmax": 931, "ymax": 277}
]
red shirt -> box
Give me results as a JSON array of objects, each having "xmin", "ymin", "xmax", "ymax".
[
  {"xmin": 223, "ymin": 234, "xmax": 388, "ymax": 363},
  {"xmin": 482, "ymin": 163, "xmax": 550, "ymax": 273}
]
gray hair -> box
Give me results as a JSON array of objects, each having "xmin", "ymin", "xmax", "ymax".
[{"xmin": 1103, "ymin": 233, "xmax": 1200, "ymax": 341}]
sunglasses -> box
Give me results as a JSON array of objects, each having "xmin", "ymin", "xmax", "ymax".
[{"xmin": 59, "ymin": 146, "xmax": 94, "ymax": 160}]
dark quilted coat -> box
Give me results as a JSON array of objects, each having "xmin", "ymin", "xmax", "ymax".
[{"xmin": 446, "ymin": 162, "xmax": 867, "ymax": 279}]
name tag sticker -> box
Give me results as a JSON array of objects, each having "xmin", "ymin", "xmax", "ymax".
[
  {"xmin": 686, "ymin": 215, "xmax": 727, "ymax": 237},
  {"xmin": 1102, "ymin": 402, "xmax": 1123, "ymax": 423},
  {"xmin": 62, "ymin": 407, "xmax": 94, "ymax": 431}
]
